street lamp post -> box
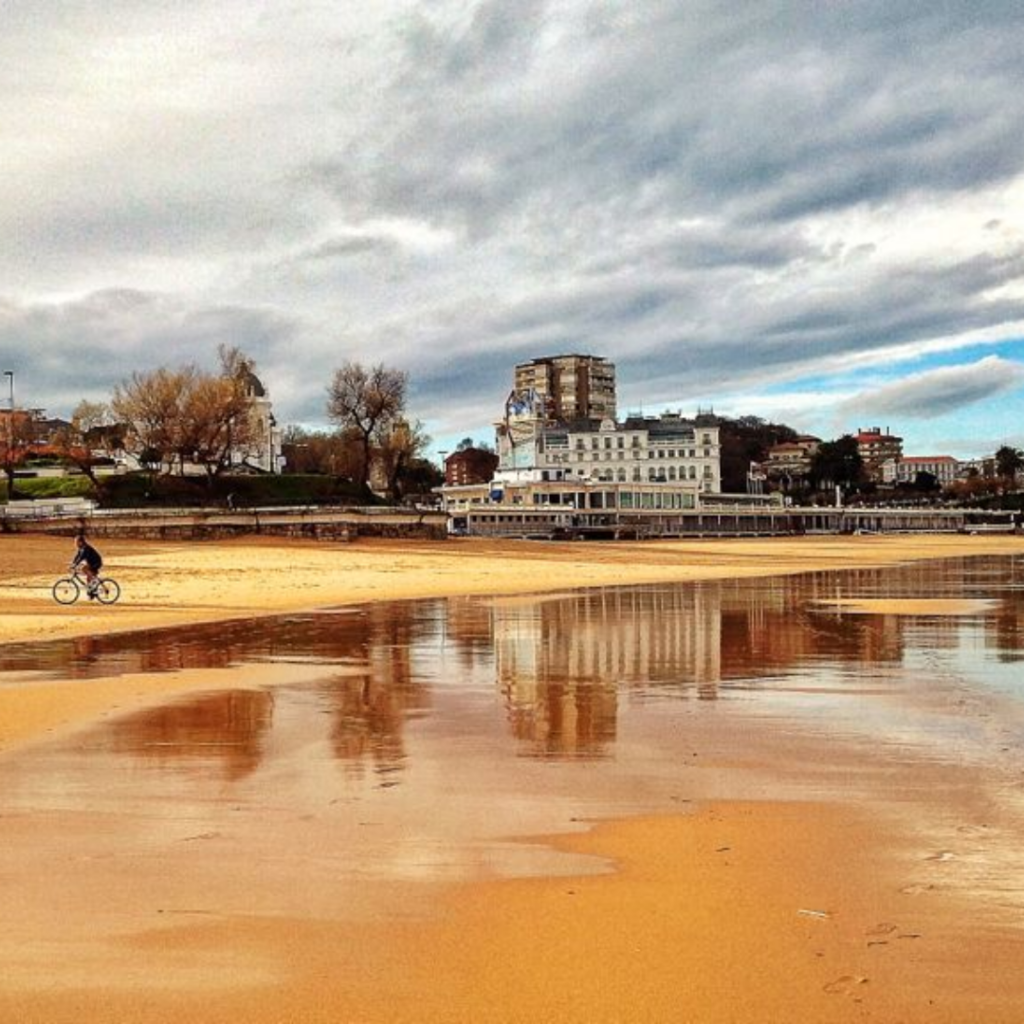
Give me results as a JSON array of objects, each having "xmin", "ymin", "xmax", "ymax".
[
  {"xmin": 3, "ymin": 371, "xmax": 13, "ymax": 500},
  {"xmin": 3, "ymin": 369, "xmax": 12, "ymax": 450}
]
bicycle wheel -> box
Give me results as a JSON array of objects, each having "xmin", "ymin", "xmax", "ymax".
[
  {"xmin": 94, "ymin": 578, "xmax": 121, "ymax": 605},
  {"xmin": 52, "ymin": 578, "xmax": 81, "ymax": 605}
]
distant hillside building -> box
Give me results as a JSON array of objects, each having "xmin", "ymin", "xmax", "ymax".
[
  {"xmin": 882, "ymin": 455, "xmax": 961, "ymax": 487},
  {"xmin": 855, "ymin": 427, "xmax": 903, "ymax": 481},
  {"xmin": 764, "ymin": 435, "xmax": 821, "ymax": 484}
]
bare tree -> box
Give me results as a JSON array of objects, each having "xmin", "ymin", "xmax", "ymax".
[
  {"xmin": 1, "ymin": 409, "xmax": 35, "ymax": 500},
  {"xmin": 326, "ymin": 362, "xmax": 408, "ymax": 496},
  {"xmin": 180, "ymin": 375, "xmax": 252, "ymax": 478},
  {"xmin": 377, "ymin": 418, "xmax": 430, "ymax": 501},
  {"xmin": 112, "ymin": 366, "xmax": 195, "ymax": 474},
  {"xmin": 281, "ymin": 425, "xmax": 357, "ymax": 476},
  {"xmin": 48, "ymin": 400, "xmax": 122, "ymax": 486},
  {"xmin": 112, "ymin": 351, "xmax": 261, "ymax": 480}
]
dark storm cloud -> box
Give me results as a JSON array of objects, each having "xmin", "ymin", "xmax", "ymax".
[
  {"xmin": 310, "ymin": 1, "xmax": 1024, "ymax": 231},
  {"xmin": 6, "ymin": 1, "xmax": 1024, "ymax": 451},
  {"xmin": 289, "ymin": 0, "xmax": 1024, "ymax": 431},
  {"xmin": 0, "ymin": 290, "xmax": 301, "ymax": 415}
]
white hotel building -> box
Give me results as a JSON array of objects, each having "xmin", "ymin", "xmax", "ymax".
[
  {"xmin": 439, "ymin": 355, "xmax": 724, "ymax": 531},
  {"xmin": 506, "ymin": 414, "xmax": 721, "ymax": 493}
]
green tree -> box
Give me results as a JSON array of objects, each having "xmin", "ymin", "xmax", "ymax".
[
  {"xmin": 810, "ymin": 435, "xmax": 864, "ymax": 493},
  {"xmin": 995, "ymin": 445, "xmax": 1023, "ymax": 489}
]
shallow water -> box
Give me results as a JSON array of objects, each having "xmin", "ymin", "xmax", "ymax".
[{"xmin": 1, "ymin": 555, "xmax": 1023, "ymax": 932}]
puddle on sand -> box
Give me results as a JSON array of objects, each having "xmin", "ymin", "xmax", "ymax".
[{"xmin": 0, "ymin": 555, "xmax": 1023, "ymax": 941}]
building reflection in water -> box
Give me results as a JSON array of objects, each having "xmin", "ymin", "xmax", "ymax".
[
  {"xmin": 483, "ymin": 587, "xmax": 720, "ymax": 759},
  {"xmin": 6, "ymin": 556, "xmax": 1021, "ymax": 777}
]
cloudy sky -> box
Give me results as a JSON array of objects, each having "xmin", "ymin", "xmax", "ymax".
[{"xmin": 3, "ymin": 1, "xmax": 1023, "ymax": 459}]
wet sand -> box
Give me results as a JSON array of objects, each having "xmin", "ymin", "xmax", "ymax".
[{"xmin": 2, "ymin": 531, "xmax": 1024, "ymax": 1022}]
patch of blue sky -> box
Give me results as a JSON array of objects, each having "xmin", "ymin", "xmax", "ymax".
[
  {"xmin": 900, "ymin": 336, "xmax": 1024, "ymax": 373},
  {"xmin": 760, "ymin": 336, "xmax": 1024, "ymax": 399}
]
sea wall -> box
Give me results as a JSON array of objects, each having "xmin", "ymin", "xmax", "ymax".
[{"xmin": 1, "ymin": 507, "xmax": 448, "ymax": 542}]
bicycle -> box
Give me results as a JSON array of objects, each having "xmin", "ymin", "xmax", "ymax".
[{"xmin": 52, "ymin": 567, "xmax": 122, "ymax": 606}]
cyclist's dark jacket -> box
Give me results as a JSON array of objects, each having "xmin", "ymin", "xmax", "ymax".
[{"xmin": 73, "ymin": 542, "xmax": 103, "ymax": 573}]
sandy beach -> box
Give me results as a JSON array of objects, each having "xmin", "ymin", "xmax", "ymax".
[{"xmin": 2, "ymin": 530, "xmax": 1024, "ymax": 1022}]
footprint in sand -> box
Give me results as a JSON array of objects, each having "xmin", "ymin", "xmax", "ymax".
[
  {"xmin": 824, "ymin": 975, "xmax": 869, "ymax": 995},
  {"xmin": 865, "ymin": 923, "xmax": 898, "ymax": 937},
  {"xmin": 900, "ymin": 883, "xmax": 935, "ymax": 895}
]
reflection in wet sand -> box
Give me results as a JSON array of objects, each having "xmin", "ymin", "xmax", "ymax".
[
  {"xmin": 3, "ymin": 557, "xmax": 1022, "ymax": 772},
  {"xmin": 0, "ymin": 555, "xmax": 1023, "ymax": 1009},
  {"xmin": 816, "ymin": 598, "xmax": 997, "ymax": 616},
  {"xmin": 99, "ymin": 690, "xmax": 276, "ymax": 782}
]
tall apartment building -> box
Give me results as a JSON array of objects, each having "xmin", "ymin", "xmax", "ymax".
[{"xmin": 513, "ymin": 354, "xmax": 616, "ymax": 424}]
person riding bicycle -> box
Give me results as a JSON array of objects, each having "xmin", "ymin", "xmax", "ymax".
[{"xmin": 71, "ymin": 534, "xmax": 103, "ymax": 598}]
